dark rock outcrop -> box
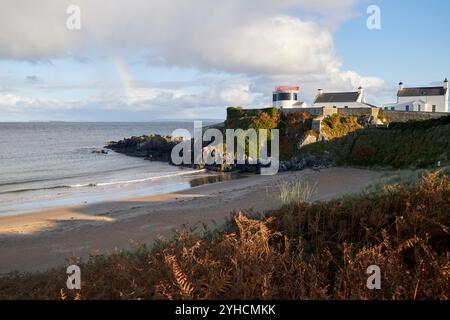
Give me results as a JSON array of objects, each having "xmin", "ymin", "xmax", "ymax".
[
  {"xmin": 279, "ymin": 152, "xmax": 333, "ymax": 172},
  {"xmin": 92, "ymin": 149, "xmax": 108, "ymax": 155},
  {"xmin": 106, "ymin": 134, "xmax": 183, "ymax": 162},
  {"xmin": 106, "ymin": 133, "xmax": 334, "ymax": 174}
]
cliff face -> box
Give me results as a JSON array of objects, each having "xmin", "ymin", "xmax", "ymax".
[{"xmin": 106, "ymin": 134, "xmax": 182, "ymax": 162}]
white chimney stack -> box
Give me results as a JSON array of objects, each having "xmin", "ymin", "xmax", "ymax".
[
  {"xmin": 357, "ymin": 86, "xmax": 364, "ymax": 102},
  {"xmin": 399, "ymin": 82, "xmax": 404, "ymax": 90},
  {"xmin": 444, "ymin": 78, "xmax": 448, "ymax": 89},
  {"xmin": 318, "ymin": 89, "xmax": 323, "ymax": 95}
]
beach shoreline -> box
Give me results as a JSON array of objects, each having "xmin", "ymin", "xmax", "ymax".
[
  {"xmin": 0, "ymin": 167, "xmax": 382, "ymax": 274},
  {"xmin": 0, "ymin": 169, "xmax": 243, "ymax": 218}
]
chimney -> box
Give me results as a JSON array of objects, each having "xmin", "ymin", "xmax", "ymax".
[
  {"xmin": 318, "ymin": 89, "xmax": 323, "ymax": 95},
  {"xmin": 444, "ymin": 78, "xmax": 448, "ymax": 89},
  {"xmin": 399, "ymin": 82, "xmax": 404, "ymax": 91},
  {"xmin": 358, "ymin": 86, "xmax": 364, "ymax": 102}
]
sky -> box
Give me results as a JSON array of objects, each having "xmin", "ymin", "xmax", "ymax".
[{"xmin": 0, "ymin": 0, "xmax": 449, "ymax": 121}]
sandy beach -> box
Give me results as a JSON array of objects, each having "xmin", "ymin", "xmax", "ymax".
[{"xmin": 0, "ymin": 168, "xmax": 381, "ymax": 274}]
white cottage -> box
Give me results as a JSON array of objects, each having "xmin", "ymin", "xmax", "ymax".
[
  {"xmin": 383, "ymin": 79, "xmax": 449, "ymax": 113},
  {"xmin": 311, "ymin": 87, "xmax": 377, "ymax": 109}
]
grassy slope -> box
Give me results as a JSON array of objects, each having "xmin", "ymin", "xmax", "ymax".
[
  {"xmin": 221, "ymin": 109, "xmax": 450, "ymax": 168},
  {"xmin": 321, "ymin": 113, "xmax": 364, "ymax": 139},
  {"xmin": 1, "ymin": 172, "xmax": 449, "ymax": 300},
  {"xmin": 224, "ymin": 107, "xmax": 316, "ymax": 160},
  {"xmin": 301, "ymin": 116, "xmax": 450, "ymax": 168}
]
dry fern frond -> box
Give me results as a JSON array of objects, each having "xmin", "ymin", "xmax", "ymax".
[
  {"xmin": 164, "ymin": 255, "xmax": 195, "ymax": 299},
  {"xmin": 60, "ymin": 289, "xmax": 67, "ymax": 300}
]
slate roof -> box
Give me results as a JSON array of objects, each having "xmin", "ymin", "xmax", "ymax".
[
  {"xmin": 314, "ymin": 92, "xmax": 360, "ymax": 103},
  {"xmin": 398, "ymin": 86, "xmax": 447, "ymax": 97}
]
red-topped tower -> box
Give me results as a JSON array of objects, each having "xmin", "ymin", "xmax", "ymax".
[{"xmin": 272, "ymin": 86, "xmax": 300, "ymax": 109}]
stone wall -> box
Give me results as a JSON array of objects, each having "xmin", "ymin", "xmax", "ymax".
[
  {"xmin": 282, "ymin": 107, "xmax": 381, "ymax": 118},
  {"xmin": 282, "ymin": 107, "xmax": 337, "ymax": 117},
  {"xmin": 381, "ymin": 110, "xmax": 449, "ymax": 123},
  {"xmin": 337, "ymin": 107, "xmax": 379, "ymax": 118}
]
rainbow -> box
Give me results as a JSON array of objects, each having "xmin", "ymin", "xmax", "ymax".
[{"xmin": 113, "ymin": 57, "xmax": 135, "ymax": 103}]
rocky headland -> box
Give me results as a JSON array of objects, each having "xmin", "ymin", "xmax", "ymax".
[{"xmin": 105, "ymin": 133, "xmax": 333, "ymax": 173}]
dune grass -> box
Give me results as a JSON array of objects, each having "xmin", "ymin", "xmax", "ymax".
[{"xmin": 277, "ymin": 180, "xmax": 317, "ymax": 206}]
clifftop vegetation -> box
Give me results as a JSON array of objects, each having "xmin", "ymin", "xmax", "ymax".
[
  {"xmin": 223, "ymin": 108, "xmax": 450, "ymax": 169},
  {"xmin": 321, "ymin": 114, "xmax": 364, "ymax": 139},
  {"xmin": 225, "ymin": 107, "xmax": 315, "ymax": 160},
  {"xmin": 301, "ymin": 115, "xmax": 450, "ymax": 168},
  {"xmin": 224, "ymin": 107, "xmax": 280, "ymax": 130}
]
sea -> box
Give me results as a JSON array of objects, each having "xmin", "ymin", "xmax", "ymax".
[{"xmin": 0, "ymin": 121, "xmax": 218, "ymax": 217}]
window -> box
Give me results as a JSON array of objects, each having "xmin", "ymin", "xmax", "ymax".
[
  {"xmin": 406, "ymin": 105, "xmax": 409, "ymax": 111},
  {"xmin": 345, "ymin": 106, "xmax": 349, "ymax": 109},
  {"xmin": 432, "ymin": 105, "xmax": 436, "ymax": 113},
  {"xmin": 391, "ymin": 107, "xmax": 395, "ymax": 110},
  {"xmin": 418, "ymin": 105, "xmax": 421, "ymax": 112},
  {"xmin": 384, "ymin": 107, "xmax": 388, "ymax": 110},
  {"xmin": 272, "ymin": 94, "xmax": 277, "ymax": 102},
  {"xmin": 277, "ymin": 93, "xmax": 296, "ymax": 101}
]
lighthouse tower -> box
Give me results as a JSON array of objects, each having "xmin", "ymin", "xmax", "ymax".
[{"xmin": 272, "ymin": 86, "xmax": 300, "ymax": 109}]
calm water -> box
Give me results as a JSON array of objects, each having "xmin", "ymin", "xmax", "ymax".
[{"xmin": 0, "ymin": 122, "xmax": 215, "ymax": 216}]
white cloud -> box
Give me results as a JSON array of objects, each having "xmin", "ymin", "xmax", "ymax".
[
  {"xmin": 0, "ymin": 79, "xmax": 254, "ymax": 120},
  {"xmin": 0, "ymin": 0, "xmax": 358, "ymax": 66},
  {"xmin": 161, "ymin": 15, "xmax": 339, "ymax": 76},
  {"xmin": 0, "ymin": 0, "xmax": 389, "ymax": 120}
]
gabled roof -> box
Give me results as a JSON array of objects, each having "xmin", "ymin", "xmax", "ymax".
[
  {"xmin": 398, "ymin": 86, "xmax": 447, "ymax": 97},
  {"xmin": 314, "ymin": 92, "xmax": 360, "ymax": 104}
]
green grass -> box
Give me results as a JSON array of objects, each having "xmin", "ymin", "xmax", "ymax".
[
  {"xmin": 321, "ymin": 114, "xmax": 364, "ymax": 139},
  {"xmin": 300, "ymin": 116, "xmax": 450, "ymax": 168}
]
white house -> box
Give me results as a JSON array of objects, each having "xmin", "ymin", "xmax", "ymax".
[
  {"xmin": 311, "ymin": 87, "xmax": 377, "ymax": 109},
  {"xmin": 383, "ymin": 79, "xmax": 449, "ymax": 113}
]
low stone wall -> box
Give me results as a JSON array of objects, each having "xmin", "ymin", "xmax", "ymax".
[
  {"xmin": 381, "ymin": 110, "xmax": 449, "ymax": 123},
  {"xmin": 282, "ymin": 107, "xmax": 337, "ymax": 117},
  {"xmin": 323, "ymin": 107, "xmax": 339, "ymax": 117},
  {"xmin": 338, "ymin": 107, "xmax": 379, "ymax": 118}
]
